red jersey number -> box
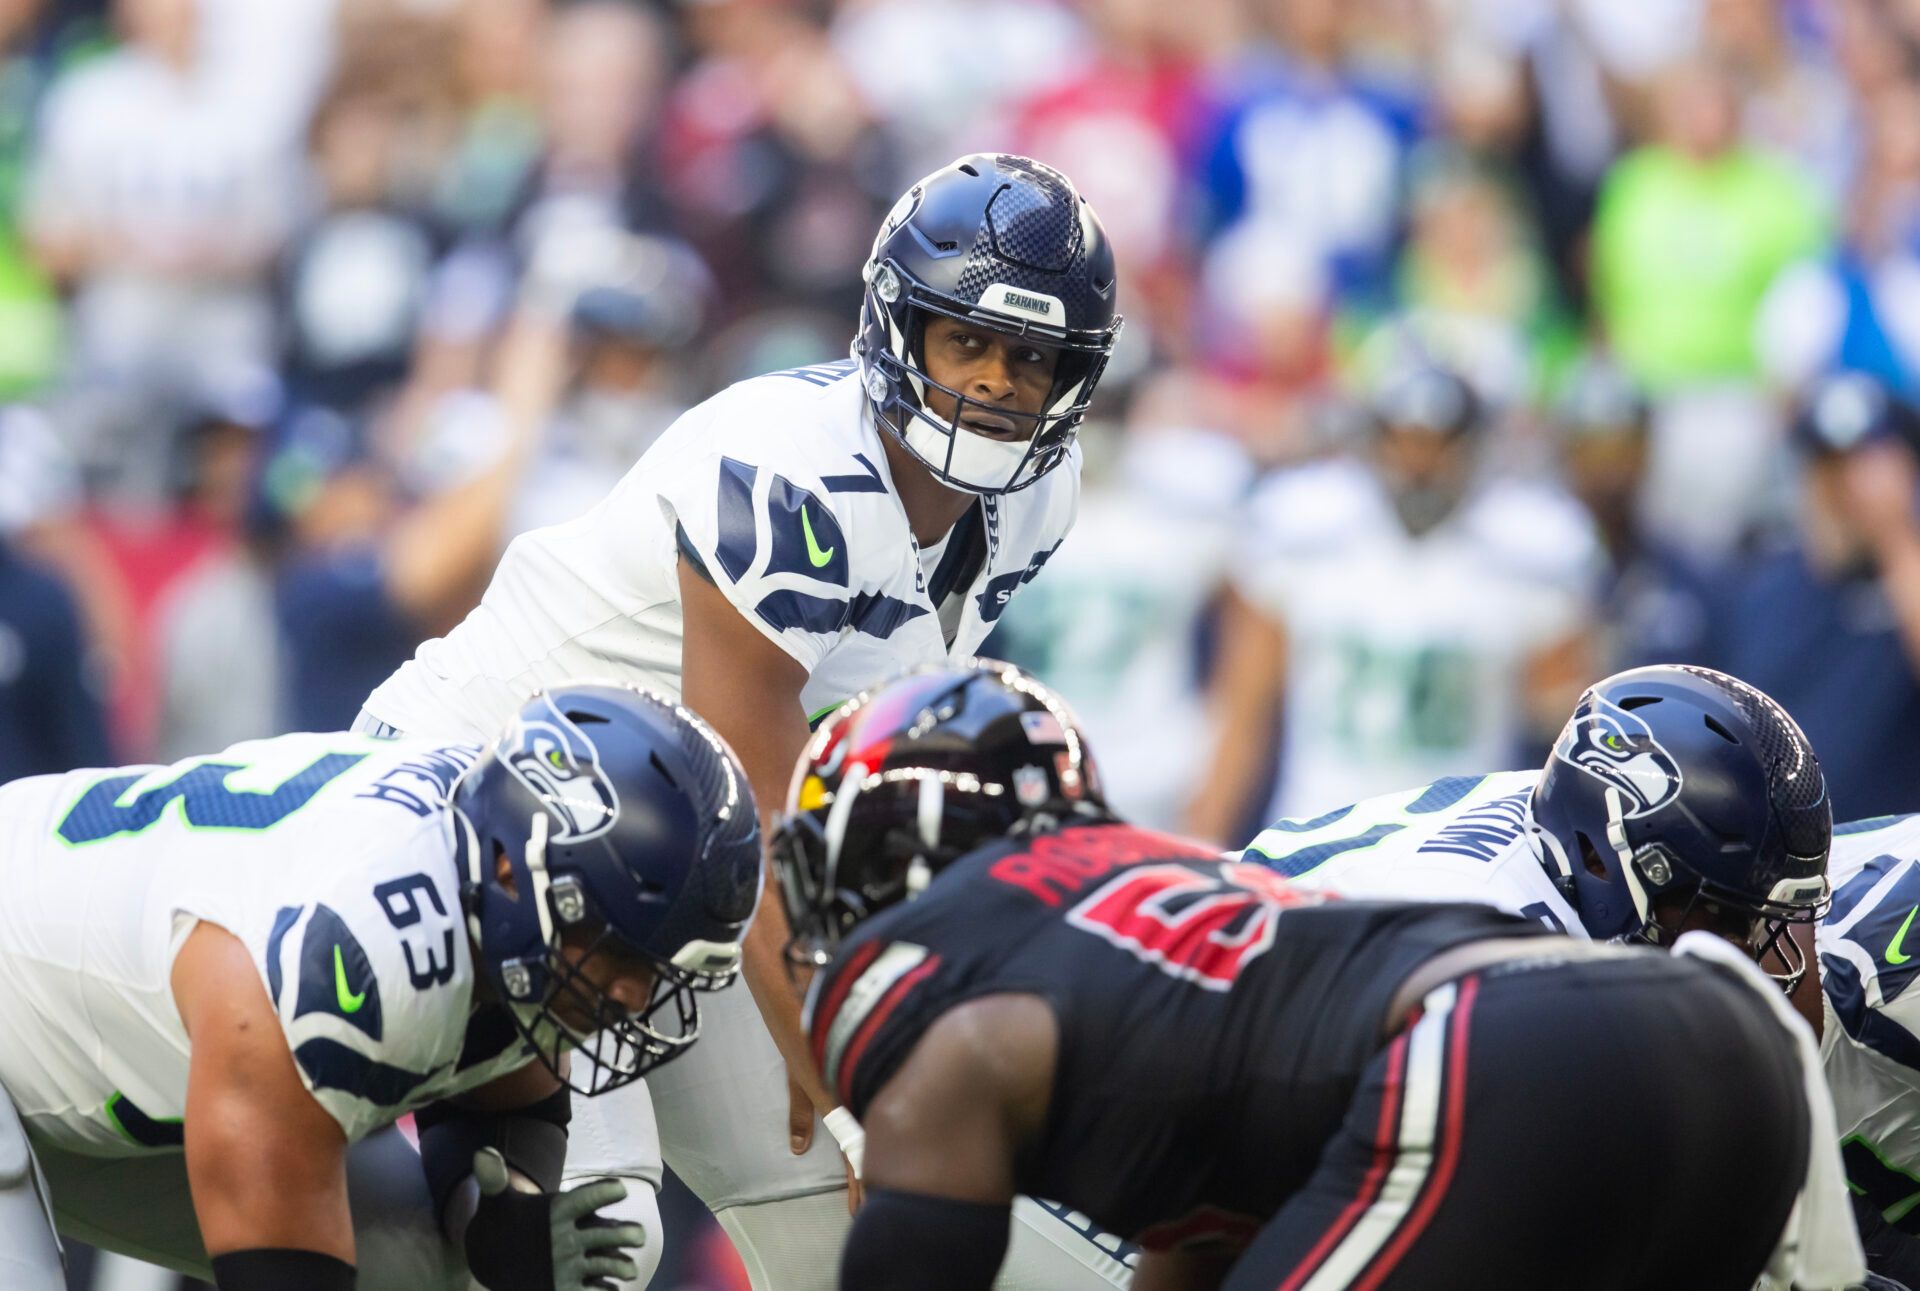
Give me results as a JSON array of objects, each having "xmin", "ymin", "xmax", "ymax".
[{"xmin": 1064, "ymin": 862, "xmax": 1313, "ymax": 990}]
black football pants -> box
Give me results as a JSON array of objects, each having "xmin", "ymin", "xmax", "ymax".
[{"xmin": 1222, "ymin": 953, "xmax": 1809, "ymax": 1291}]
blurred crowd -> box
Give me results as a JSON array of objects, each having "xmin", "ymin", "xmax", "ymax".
[{"xmin": 9, "ymin": 0, "xmax": 1920, "ymax": 1284}]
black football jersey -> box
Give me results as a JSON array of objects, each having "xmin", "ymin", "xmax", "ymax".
[{"xmin": 805, "ymin": 822, "xmax": 1543, "ymax": 1248}]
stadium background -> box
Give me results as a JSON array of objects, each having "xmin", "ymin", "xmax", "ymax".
[{"xmin": 1, "ymin": 0, "xmax": 1915, "ymax": 1286}]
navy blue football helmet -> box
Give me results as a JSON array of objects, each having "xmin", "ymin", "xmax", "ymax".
[
  {"xmin": 450, "ymin": 685, "xmax": 763, "ymax": 1095},
  {"xmin": 855, "ymin": 153, "xmax": 1122, "ymax": 495},
  {"xmin": 1530, "ymin": 666, "xmax": 1831, "ymax": 987}
]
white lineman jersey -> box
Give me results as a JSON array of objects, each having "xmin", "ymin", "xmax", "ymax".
[
  {"xmin": 1234, "ymin": 459, "xmax": 1600, "ymax": 818},
  {"xmin": 1241, "ymin": 769, "xmax": 1584, "ymax": 936},
  {"xmin": 364, "ymin": 359, "xmax": 1080, "ymax": 740},
  {"xmin": 0, "ymin": 733, "xmax": 535, "ymax": 1157},
  {"xmin": 1817, "ymin": 812, "xmax": 1920, "ymax": 1222}
]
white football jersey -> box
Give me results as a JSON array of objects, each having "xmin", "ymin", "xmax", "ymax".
[
  {"xmin": 1817, "ymin": 812, "xmax": 1920, "ymax": 1214},
  {"xmin": 1235, "ymin": 459, "xmax": 1600, "ymax": 818},
  {"xmin": 1242, "ymin": 769, "xmax": 1583, "ymax": 936},
  {"xmin": 0, "ymin": 733, "xmax": 535, "ymax": 1156},
  {"xmin": 365, "ymin": 360, "xmax": 1080, "ymax": 740}
]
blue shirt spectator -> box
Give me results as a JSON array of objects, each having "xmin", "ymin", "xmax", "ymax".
[
  {"xmin": 1703, "ymin": 541, "xmax": 1920, "ymax": 820},
  {"xmin": 1702, "ymin": 374, "xmax": 1920, "ymax": 820},
  {"xmin": 0, "ymin": 538, "xmax": 108, "ymax": 780},
  {"xmin": 274, "ymin": 549, "xmax": 419, "ymax": 735},
  {"xmin": 1200, "ymin": 47, "xmax": 1423, "ymax": 302}
]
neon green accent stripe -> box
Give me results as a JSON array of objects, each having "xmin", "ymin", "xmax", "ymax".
[
  {"xmin": 103, "ymin": 1091, "xmax": 134, "ymax": 1144},
  {"xmin": 1890, "ymin": 1190, "xmax": 1920, "ymax": 1226},
  {"xmin": 807, "ymin": 701, "xmax": 847, "ymax": 728}
]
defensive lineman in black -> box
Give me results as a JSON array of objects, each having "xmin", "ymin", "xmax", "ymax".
[{"xmin": 775, "ymin": 661, "xmax": 1841, "ymax": 1290}]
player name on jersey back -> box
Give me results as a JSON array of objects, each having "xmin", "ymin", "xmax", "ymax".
[{"xmin": 1242, "ymin": 770, "xmax": 1583, "ymax": 936}]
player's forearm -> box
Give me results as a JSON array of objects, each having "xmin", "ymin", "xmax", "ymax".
[
  {"xmin": 742, "ymin": 894, "xmax": 838, "ymax": 1110},
  {"xmin": 1185, "ymin": 591, "xmax": 1284, "ymax": 845},
  {"xmin": 839, "ymin": 1190, "xmax": 1011, "ymax": 1291},
  {"xmin": 1184, "ymin": 716, "xmax": 1267, "ymax": 846},
  {"xmin": 175, "ymin": 923, "xmax": 356, "ymax": 1265},
  {"xmin": 185, "ymin": 1114, "xmax": 353, "ymax": 1264},
  {"xmin": 385, "ymin": 315, "xmax": 567, "ymax": 626}
]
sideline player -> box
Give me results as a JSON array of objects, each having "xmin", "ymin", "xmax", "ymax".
[
  {"xmin": 357, "ymin": 155, "xmax": 1130, "ymax": 1287},
  {"xmin": 0, "ymin": 685, "xmax": 762, "ymax": 1291},
  {"xmin": 1186, "ymin": 363, "xmax": 1600, "ymax": 839},
  {"xmin": 774, "ymin": 661, "xmax": 1860, "ymax": 1289}
]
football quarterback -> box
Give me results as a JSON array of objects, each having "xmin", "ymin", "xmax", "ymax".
[{"xmin": 359, "ymin": 155, "xmax": 1129, "ymax": 1287}]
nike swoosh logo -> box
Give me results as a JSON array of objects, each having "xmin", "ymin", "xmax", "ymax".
[
  {"xmin": 801, "ymin": 506, "xmax": 835, "ymax": 568},
  {"xmin": 336, "ymin": 941, "xmax": 368, "ymax": 1014},
  {"xmin": 1891, "ymin": 906, "xmax": 1920, "ymax": 965}
]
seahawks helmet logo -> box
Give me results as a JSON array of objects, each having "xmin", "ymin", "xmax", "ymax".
[
  {"xmin": 500, "ymin": 697, "xmax": 619, "ymax": 842},
  {"xmin": 1553, "ymin": 693, "xmax": 1683, "ymax": 818}
]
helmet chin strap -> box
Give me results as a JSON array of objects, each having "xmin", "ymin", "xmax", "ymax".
[
  {"xmin": 901, "ymin": 405, "xmax": 1036, "ymax": 492},
  {"xmin": 1529, "ymin": 820, "xmax": 1575, "ymax": 889},
  {"xmin": 1604, "ymin": 787, "xmax": 1655, "ymax": 933}
]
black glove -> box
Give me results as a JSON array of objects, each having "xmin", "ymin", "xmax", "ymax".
[{"xmin": 464, "ymin": 1147, "xmax": 647, "ymax": 1291}]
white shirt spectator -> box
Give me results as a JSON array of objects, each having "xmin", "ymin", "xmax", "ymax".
[{"xmin": 25, "ymin": 39, "xmax": 299, "ymax": 395}]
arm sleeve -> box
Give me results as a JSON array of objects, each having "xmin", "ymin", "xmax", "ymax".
[
  {"xmin": 656, "ymin": 445, "xmax": 857, "ymax": 673},
  {"xmin": 1854, "ymin": 1192, "xmax": 1920, "ymax": 1288},
  {"xmin": 840, "ymin": 1189, "xmax": 1012, "ymax": 1291}
]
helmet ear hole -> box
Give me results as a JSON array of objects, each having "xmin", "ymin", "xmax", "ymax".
[
  {"xmin": 1576, "ymin": 831, "xmax": 1610, "ymax": 881},
  {"xmin": 493, "ymin": 844, "xmax": 519, "ymax": 899}
]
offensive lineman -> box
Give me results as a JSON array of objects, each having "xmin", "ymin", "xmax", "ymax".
[
  {"xmin": 0, "ymin": 685, "xmax": 761, "ymax": 1291},
  {"xmin": 356, "ymin": 155, "xmax": 1129, "ymax": 1287},
  {"xmin": 1801, "ymin": 812, "xmax": 1920, "ymax": 1284},
  {"xmin": 776, "ymin": 661, "xmax": 1855, "ymax": 1289},
  {"xmin": 1244, "ymin": 665, "xmax": 1836, "ymax": 1021}
]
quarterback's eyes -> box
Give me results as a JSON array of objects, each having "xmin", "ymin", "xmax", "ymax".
[{"xmin": 946, "ymin": 329, "xmax": 1049, "ymax": 370}]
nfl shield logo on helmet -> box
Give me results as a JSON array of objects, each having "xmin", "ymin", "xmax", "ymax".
[{"xmin": 1013, "ymin": 764, "xmax": 1050, "ymax": 807}]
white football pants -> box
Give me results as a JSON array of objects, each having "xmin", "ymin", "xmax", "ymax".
[
  {"xmin": 5, "ymin": 1109, "xmax": 465, "ymax": 1290},
  {"xmin": 572, "ymin": 977, "xmax": 1133, "ymax": 1289},
  {"xmin": 0, "ymin": 1088, "xmax": 62, "ymax": 1290}
]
